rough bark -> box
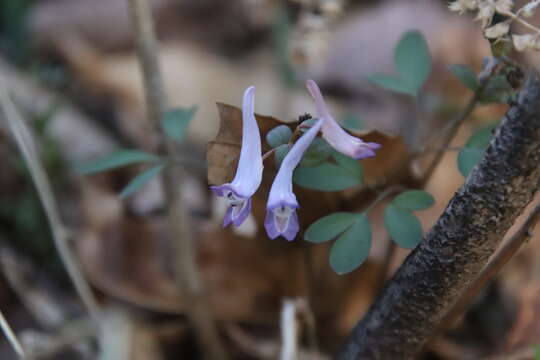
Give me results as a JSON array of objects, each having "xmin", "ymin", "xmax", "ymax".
[{"xmin": 338, "ymin": 73, "xmax": 540, "ymax": 360}]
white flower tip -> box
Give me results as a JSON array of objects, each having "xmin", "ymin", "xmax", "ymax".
[{"xmin": 244, "ymin": 86, "xmax": 256, "ymax": 98}]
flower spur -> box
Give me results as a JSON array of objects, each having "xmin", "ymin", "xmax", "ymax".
[{"xmin": 211, "ymin": 86, "xmax": 263, "ymax": 227}]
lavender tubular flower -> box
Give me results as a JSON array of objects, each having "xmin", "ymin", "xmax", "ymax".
[
  {"xmin": 306, "ymin": 79, "xmax": 381, "ymax": 159},
  {"xmin": 211, "ymin": 86, "xmax": 263, "ymax": 227},
  {"xmin": 265, "ymin": 118, "xmax": 325, "ymax": 241}
]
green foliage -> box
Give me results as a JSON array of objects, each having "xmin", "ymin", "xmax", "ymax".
[
  {"xmin": 293, "ymin": 163, "xmax": 362, "ymax": 191},
  {"xmin": 119, "ymin": 165, "xmax": 165, "ymax": 198},
  {"xmin": 341, "ymin": 113, "xmax": 364, "ymax": 131},
  {"xmin": 534, "ymin": 345, "xmax": 540, "ymax": 360},
  {"xmin": 332, "ymin": 152, "xmax": 363, "ymax": 177},
  {"xmin": 368, "ymin": 30, "xmax": 432, "ymax": 97},
  {"xmin": 384, "ymin": 204, "xmax": 423, "ymax": 249},
  {"xmin": 480, "ymin": 74, "xmax": 515, "ymax": 104},
  {"xmin": 299, "ymin": 138, "xmax": 333, "ymax": 166},
  {"xmin": 304, "ymin": 212, "xmax": 361, "ymax": 243},
  {"xmin": 274, "ymin": 144, "xmax": 289, "ymax": 168},
  {"xmin": 267, "ymin": 125, "xmax": 292, "ymax": 148},
  {"xmin": 161, "ymin": 106, "xmax": 196, "ymax": 142},
  {"xmin": 329, "ymin": 214, "xmax": 372, "ymax": 275},
  {"xmin": 393, "ymin": 190, "xmax": 435, "ymax": 211},
  {"xmin": 457, "ymin": 124, "xmax": 496, "ymax": 177},
  {"xmin": 77, "ymin": 150, "xmax": 159, "ymax": 174},
  {"xmin": 448, "ymin": 64, "xmax": 478, "ymax": 91},
  {"xmin": 395, "ymin": 31, "xmax": 432, "ymax": 94},
  {"xmin": 367, "ymin": 74, "xmax": 415, "ymax": 96},
  {"xmin": 293, "ymin": 150, "xmax": 363, "ymax": 191}
]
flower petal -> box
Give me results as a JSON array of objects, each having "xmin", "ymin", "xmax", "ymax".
[
  {"xmin": 306, "ymin": 79, "xmax": 381, "ymax": 160},
  {"xmin": 230, "ymin": 86, "xmax": 263, "ymax": 197}
]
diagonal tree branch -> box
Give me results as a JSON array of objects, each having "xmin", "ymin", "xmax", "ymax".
[{"xmin": 337, "ymin": 72, "xmax": 540, "ymax": 360}]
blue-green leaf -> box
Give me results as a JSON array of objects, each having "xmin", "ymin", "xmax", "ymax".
[
  {"xmin": 267, "ymin": 125, "xmax": 293, "ymax": 148},
  {"xmin": 304, "ymin": 212, "xmax": 360, "ymax": 243},
  {"xmin": 119, "ymin": 165, "xmax": 165, "ymax": 198},
  {"xmin": 340, "ymin": 113, "xmax": 364, "ymax": 131},
  {"xmin": 77, "ymin": 150, "xmax": 159, "ymax": 174},
  {"xmin": 393, "ymin": 190, "xmax": 435, "ymax": 211},
  {"xmin": 384, "ymin": 204, "xmax": 423, "ymax": 248},
  {"xmin": 293, "ymin": 163, "xmax": 361, "ymax": 191},
  {"xmin": 332, "ymin": 151, "xmax": 363, "ymax": 178},
  {"xmin": 274, "ymin": 144, "xmax": 290, "ymax": 168},
  {"xmin": 329, "ymin": 214, "xmax": 371, "ymax": 275},
  {"xmin": 448, "ymin": 64, "xmax": 478, "ymax": 91},
  {"xmin": 300, "ymin": 138, "xmax": 333, "ymax": 166},
  {"xmin": 161, "ymin": 106, "xmax": 196, "ymax": 141},
  {"xmin": 457, "ymin": 148, "xmax": 484, "ymax": 177},
  {"xmin": 367, "ymin": 74, "xmax": 415, "ymax": 96},
  {"xmin": 457, "ymin": 124, "xmax": 496, "ymax": 177},
  {"xmin": 395, "ymin": 30, "xmax": 432, "ymax": 95}
]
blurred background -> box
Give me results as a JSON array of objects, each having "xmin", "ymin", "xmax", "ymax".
[{"xmin": 1, "ymin": 0, "xmax": 540, "ymax": 359}]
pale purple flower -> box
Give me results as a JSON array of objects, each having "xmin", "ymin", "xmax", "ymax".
[
  {"xmin": 265, "ymin": 118, "xmax": 325, "ymax": 241},
  {"xmin": 211, "ymin": 86, "xmax": 263, "ymax": 227},
  {"xmin": 306, "ymin": 79, "xmax": 381, "ymax": 159}
]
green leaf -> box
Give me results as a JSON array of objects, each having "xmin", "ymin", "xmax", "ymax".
[
  {"xmin": 480, "ymin": 74, "xmax": 514, "ymax": 103},
  {"xmin": 332, "ymin": 151, "xmax": 363, "ymax": 178},
  {"xmin": 304, "ymin": 212, "xmax": 360, "ymax": 243},
  {"xmin": 465, "ymin": 125, "xmax": 495, "ymax": 148},
  {"xmin": 534, "ymin": 344, "xmax": 540, "ymax": 360},
  {"xmin": 448, "ymin": 64, "xmax": 478, "ymax": 91},
  {"xmin": 300, "ymin": 137, "xmax": 333, "ymax": 166},
  {"xmin": 77, "ymin": 150, "xmax": 159, "ymax": 174},
  {"xmin": 384, "ymin": 204, "xmax": 423, "ymax": 248},
  {"xmin": 457, "ymin": 148, "xmax": 484, "ymax": 177},
  {"xmin": 457, "ymin": 124, "xmax": 496, "ymax": 177},
  {"xmin": 393, "ymin": 190, "xmax": 435, "ymax": 211},
  {"xmin": 341, "ymin": 113, "xmax": 364, "ymax": 131},
  {"xmin": 119, "ymin": 165, "xmax": 165, "ymax": 198},
  {"xmin": 329, "ymin": 214, "xmax": 371, "ymax": 275},
  {"xmin": 161, "ymin": 106, "xmax": 196, "ymax": 141},
  {"xmin": 274, "ymin": 144, "xmax": 290, "ymax": 168},
  {"xmin": 267, "ymin": 125, "xmax": 293, "ymax": 148},
  {"xmin": 395, "ymin": 30, "xmax": 432, "ymax": 94},
  {"xmin": 367, "ymin": 74, "xmax": 415, "ymax": 96},
  {"xmin": 293, "ymin": 163, "xmax": 362, "ymax": 191}
]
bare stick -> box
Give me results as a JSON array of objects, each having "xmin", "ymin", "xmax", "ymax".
[
  {"xmin": 440, "ymin": 202, "xmax": 540, "ymax": 330},
  {"xmin": 0, "ymin": 310, "xmax": 27, "ymax": 359},
  {"xmin": 126, "ymin": 0, "xmax": 228, "ymax": 358},
  {"xmin": 338, "ymin": 72, "xmax": 540, "ymax": 359},
  {"xmin": 0, "ymin": 76, "xmax": 101, "ymax": 324}
]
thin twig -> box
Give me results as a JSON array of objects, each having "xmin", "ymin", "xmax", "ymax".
[
  {"xmin": 0, "ymin": 75, "xmax": 101, "ymax": 324},
  {"xmin": 126, "ymin": 0, "xmax": 228, "ymax": 358},
  {"xmin": 0, "ymin": 310, "xmax": 27, "ymax": 359},
  {"xmin": 418, "ymin": 58, "xmax": 499, "ymax": 184},
  {"xmin": 440, "ymin": 203, "xmax": 540, "ymax": 330}
]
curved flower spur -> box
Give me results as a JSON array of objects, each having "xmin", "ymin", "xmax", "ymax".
[
  {"xmin": 211, "ymin": 86, "xmax": 263, "ymax": 227},
  {"xmin": 265, "ymin": 117, "xmax": 325, "ymax": 241},
  {"xmin": 306, "ymin": 79, "xmax": 381, "ymax": 159}
]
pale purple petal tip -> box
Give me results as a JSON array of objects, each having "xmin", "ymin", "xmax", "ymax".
[
  {"xmin": 223, "ymin": 206, "xmax": 234, "ymax": 227},
  {"xmin": 354, "ymin": 148, "xmax": 376, "ymax": 160},
  {"xmin": 264, "ymin": 211, "xmax": 280, "ymax": 239},
  {"xmin": 367, "ymin": 142, "xmax": 382, "ymax": 149},
  {"xmin": 232, "ymin": 197, "xmax": 252, "ymax": 227}
]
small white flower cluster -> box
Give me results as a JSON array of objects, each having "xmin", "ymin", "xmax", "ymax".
[{"xmin": 449, "ymin": 0, "xmax": 540, "ymax": 52}]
